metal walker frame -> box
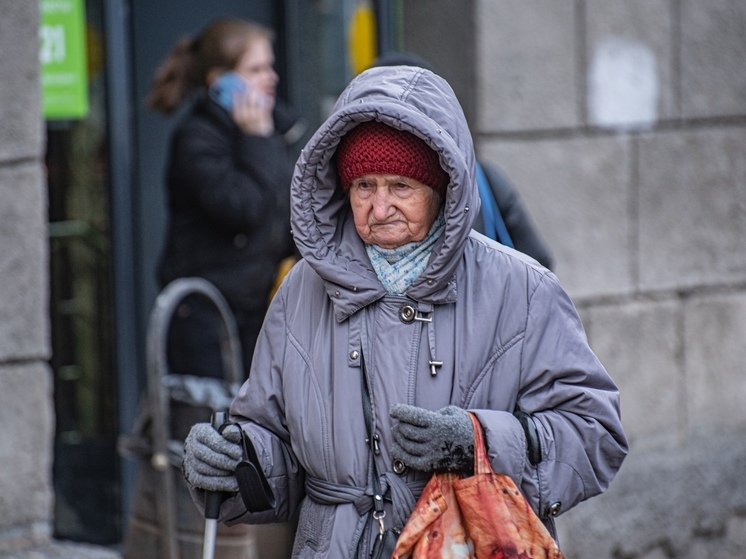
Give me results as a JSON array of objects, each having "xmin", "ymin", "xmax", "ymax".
[{"xmin": 144, "ymin": 277, "xmax": 243, "ymax": 559}]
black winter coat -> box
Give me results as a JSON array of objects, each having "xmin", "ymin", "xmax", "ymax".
[{"xmin": 157, "ymin": 95, "xmax": 297, "ymax": 313}]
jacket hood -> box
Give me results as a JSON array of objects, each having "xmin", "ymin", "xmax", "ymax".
[{"xmin": 290, "ymin": 65, "xmax": 480, "ymax": 321}]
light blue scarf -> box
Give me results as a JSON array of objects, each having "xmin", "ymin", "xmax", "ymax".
[{"xmin": 365, "ymin": 212, "xmax": 445, "ymax": 295}]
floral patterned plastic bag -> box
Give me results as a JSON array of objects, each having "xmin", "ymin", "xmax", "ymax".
[{"xmin": 392, "ymin": 413, "xmax": 564, "ymax": 559}]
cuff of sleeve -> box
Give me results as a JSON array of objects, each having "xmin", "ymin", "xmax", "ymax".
[{"xmin": 468, "ymin": 409, "xmax": 527, "ymax": 484}]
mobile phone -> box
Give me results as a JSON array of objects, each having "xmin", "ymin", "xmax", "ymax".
[{"xmin": 209, "ymin": 72, "xmax": 248, "ymax": 112}]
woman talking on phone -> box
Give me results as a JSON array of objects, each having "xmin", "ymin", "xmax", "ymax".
[{"xmin": 148, "ymin": 17, "xmax": 302, "ymax": 378}]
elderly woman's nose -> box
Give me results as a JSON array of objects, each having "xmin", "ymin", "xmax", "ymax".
[{"xmin": 371, "ymin": 189, "xmax": 394, "ymax": 218}]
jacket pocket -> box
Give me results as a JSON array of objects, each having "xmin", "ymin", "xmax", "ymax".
[{"xmin": 291, "ymin": 497, "xmax": 334, "ymax": 557}]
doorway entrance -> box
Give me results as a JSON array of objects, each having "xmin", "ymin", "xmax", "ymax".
[
  {"xmin": 46, "ymin": 0, "xmax": 290, "ymax": 546},
  {"xmin": 46, "ymin": 0, "xmax": 118, "ymax": 543}
]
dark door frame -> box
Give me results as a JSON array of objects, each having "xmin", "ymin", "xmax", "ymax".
[{"xmin": 103, "ymin": 0, "xmax": 323, "ymax": 529}]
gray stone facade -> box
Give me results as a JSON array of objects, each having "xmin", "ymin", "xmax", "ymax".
[
  {"xmin": 406, "ymin": 0, "xmax": 746, "ymax": 557},
  {"xmin": 0, "ymin": 0, "xmax": 55, "ymax": 552}
]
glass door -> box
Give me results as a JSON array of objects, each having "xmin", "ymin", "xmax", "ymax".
[{"xmin": 45, "ymin": 0, "xmax": 120, "ymax": 544}]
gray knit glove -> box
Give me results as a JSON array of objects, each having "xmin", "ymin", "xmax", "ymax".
[
  {"xmin": 390, "ymin": 404, "xmax": 474, "ymax": 473},
  {"xmin": 183, "ymin": 422, "xmax": 243, "ymax": 493}
]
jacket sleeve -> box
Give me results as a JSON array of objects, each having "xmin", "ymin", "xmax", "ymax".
[
  {"xmin": 475, "ymin": 272, "xmax": 628, "ymax": 519},
  {"xmin": 216, "ymin": 286, "xmax": 306, "ymax": 525},
  {"xmin": 169, "ymin": 113, "xmax": 293, "ymax": 233}
]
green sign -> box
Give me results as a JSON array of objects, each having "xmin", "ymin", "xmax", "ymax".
[{"xmin": 41, "ymin": 0, "xmax": 89, "ymax": 119}]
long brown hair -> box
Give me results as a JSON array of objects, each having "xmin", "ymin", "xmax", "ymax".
[{"xmin": 147, "ymin": 18, "xmax": 274, "ymax": 114}]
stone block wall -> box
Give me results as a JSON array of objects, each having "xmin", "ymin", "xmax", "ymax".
[
  {"xmin": 477, "ymin": 1, "xmax": 746, "ymax": 557},
  {"xmin": 0, "ymin": 0, "xmax": 55, "ymax": 550},
  {"xmin": 407, "ymin": 0, "xmax": 746, "ymax": 556}
]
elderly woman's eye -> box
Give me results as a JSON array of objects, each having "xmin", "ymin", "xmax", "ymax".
[{"xmin": 392, "ymin": 182, "xmax": 413, "ymax": 197}]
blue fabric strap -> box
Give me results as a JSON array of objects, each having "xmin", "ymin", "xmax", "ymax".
[{"xmin": 475, "ymin": 162, "xmax": 513, "ymax": 247}]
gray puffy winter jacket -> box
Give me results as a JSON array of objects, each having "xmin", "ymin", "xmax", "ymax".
[{"xmin": 215, "ymin": 65, "xmax": 627, "ymax": 558}]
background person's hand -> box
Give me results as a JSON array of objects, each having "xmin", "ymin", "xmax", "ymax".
[
  {"xmin": 183, "ymin": 422, "xmax": 243, "ymax": 492},
  {"xmin": 232, "ymin": 86, "xmax": 274, "ymax": 137},
  {"xmin": 390, "ymin": 404, "xmax": 474, "ymax": 473}
]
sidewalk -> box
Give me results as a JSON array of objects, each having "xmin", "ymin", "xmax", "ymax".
[{"xmin": 0, "ymin": 541, "xmax": 121, "ymax": 559}]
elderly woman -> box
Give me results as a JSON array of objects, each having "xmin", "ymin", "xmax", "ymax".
[{"xmin": 183, "ymin": 65, "xmax": 628, "ymax": 557}]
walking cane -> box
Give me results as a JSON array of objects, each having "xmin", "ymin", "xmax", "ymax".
[{"xmin": 202, "ymin": 410, "xmax": 229, "ymax": 559}]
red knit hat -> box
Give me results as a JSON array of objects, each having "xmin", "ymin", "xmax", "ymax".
[{"xmin": 336, "ymin": 121, "xmax": 449, "ymax": 196}]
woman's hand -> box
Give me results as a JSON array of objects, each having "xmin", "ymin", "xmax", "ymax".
[
  {"xmin": 390, "ymin": 404, "xmax": 475, "ymax": 473},
  {"xmin": 232, "ymin": 87, "xmax": 274, "ymax": 137},
  {"xmin": 183, "ymin": 422, "xmax": 243, "ymax": 492}
]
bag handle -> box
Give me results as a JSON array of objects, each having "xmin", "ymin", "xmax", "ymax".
[{"xmin": 469, "ymin": 413, "xmax": 494, "ymax": 476}]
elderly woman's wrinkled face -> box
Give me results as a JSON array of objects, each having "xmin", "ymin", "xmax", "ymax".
[{"xmin": 349, "ymin": 174, "xmax": 442, "ymax": 249}]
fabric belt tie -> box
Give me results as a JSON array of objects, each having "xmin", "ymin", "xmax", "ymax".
[{"xmin": 305, "ymin": 473, "xmax": 427, "ymax": 528}]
